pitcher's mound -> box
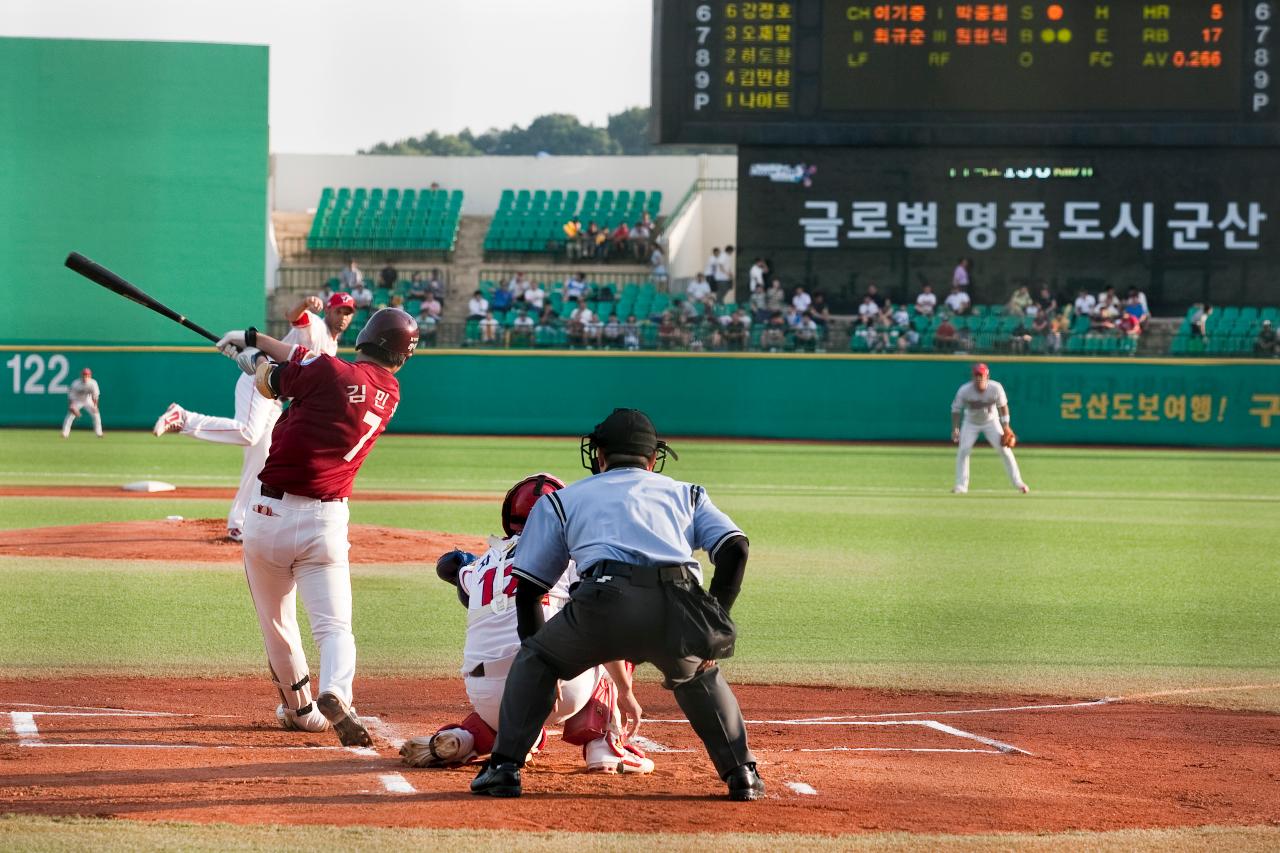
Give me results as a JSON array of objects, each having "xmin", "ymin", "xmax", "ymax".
[{"xmin": 0, "ymin": 519, "xmax": 486, "ymax": 564}]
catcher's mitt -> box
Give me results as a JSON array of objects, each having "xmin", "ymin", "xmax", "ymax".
[{"xmin": 1001, "ymin": 428, "xmax": 1018, "ymax": 449}]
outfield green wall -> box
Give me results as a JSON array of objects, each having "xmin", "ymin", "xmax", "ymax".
[
  {"xmin": 0, "ymin": 38, "xmax": 268, "ymax": 346},
  {"xmin": 4, "ymin": 349, "xmax": 1278, "ymax": 448}
]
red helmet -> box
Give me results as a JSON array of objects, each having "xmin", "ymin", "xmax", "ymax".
[
  {"xmin": 501, "ymin": 472, "xmax": 566, "ymax": 537},
  {"xmin": 356, "ymin": 307, "xmax": 419, "ymax": 357}
]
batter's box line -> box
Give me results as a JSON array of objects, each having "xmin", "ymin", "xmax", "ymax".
[{"xmin": 643, "ymin": 717, "xmax": 1031, "ymax": 756}]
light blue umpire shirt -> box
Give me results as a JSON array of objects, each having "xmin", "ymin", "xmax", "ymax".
[{"xmin": 511, "ymin": 467, "xmax": 743, "ymax": 590}]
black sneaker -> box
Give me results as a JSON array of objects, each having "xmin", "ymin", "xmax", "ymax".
[
  {"xmin": 471, "ymin": 760, "xmax": 522, "ymax": 797},
  {"xmin": 725, "ymin": 762, "xmax": 765, "ymax": 801},
  {"xmin": 316, "ymin": 692, "xmax": 372, "ymax": 748}
]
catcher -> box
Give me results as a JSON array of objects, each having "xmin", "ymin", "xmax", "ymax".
[
  {"xmin": 399, "ymin": 473, "xmax": 652, "ymax": 775},
  {"xmin": 950, "ymin": 362, "xmax": 1030, "ymax": 494}
]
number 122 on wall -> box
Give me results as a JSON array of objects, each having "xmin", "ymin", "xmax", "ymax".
[{"xmin": 6, "ymin": 353, "xmax": 72, "ymax": 395}]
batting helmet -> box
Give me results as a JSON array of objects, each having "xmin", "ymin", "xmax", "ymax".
[
  {"xmin": 580, "ymin": 408, "xmax": 678, "ymax": 474},
  {"xmin": 501, "ymin": 472, "xmax": 566, "ymax": 537},
  {"xmin": 356, "ymin": 307, "xmax": 419, "ymax": 358}
]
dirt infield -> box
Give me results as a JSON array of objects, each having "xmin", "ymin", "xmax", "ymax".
[
  {"xmin": 0, "ymin": 519, "xmax": 487, "ymax": 564},
  {"xmin": 0, "ymin": 485, "xmax": 491, "ymax": 502},
  {"xmin": 1, "ymin": 677, "xmax": 1277, "ymax": 834}
]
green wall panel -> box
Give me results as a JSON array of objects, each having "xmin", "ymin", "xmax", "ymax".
[
  {"xmin": 0, "ymin": 37, "xmax": 268, "ymax": 346},
  {"xmin": 4, "ymin": 349, "xmax": 1277, "ymax": 448}
]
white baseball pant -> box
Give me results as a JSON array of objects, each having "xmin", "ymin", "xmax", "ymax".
[
  {"xmin": 465, "ymin": 655, "xmax": 605, "ymax": 732},
  {"xmin": 62, "ymin": 403, "xmax": 102, "ymax": 437},
  {"xmin": 955, "ymin": 418, "xmax": 1024, "ymax": 491},
  {"xmin": 241, "ymin": 492, "xmax": 357, "ymax": 711},
  {"xmin": 180, "ymin": 373, "xmax": 282, "ymax": 532}
]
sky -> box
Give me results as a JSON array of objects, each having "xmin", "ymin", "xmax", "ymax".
[{"xmin": 4, "ymin": 0, "xmax": 653, "ymax": 154}]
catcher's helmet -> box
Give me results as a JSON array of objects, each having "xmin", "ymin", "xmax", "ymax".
[
  {"xmin": 356, "ymin": 307, "xmax": 419, "ymax": 357},
  {"xmin": 580, "ymin": 408, "xmax": 678, "ymax": 474},
  {"xmin": 501, "ymin": 473, "xmax": 566, "ymax": 537}
]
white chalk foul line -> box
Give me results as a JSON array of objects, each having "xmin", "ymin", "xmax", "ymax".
[
  {"xmin": 919, "ymin": 720, "xmax": 1032, "ymax": 756},
  {"xmin": 10, "ymin": 712, "xmax": 41, "ymax": 747},
  {"xmin": 362, "ymin": 716, "xmax": 405, "ymax": 750},
  {"xmin": 644, "ymin": 717, "xmax": 1031, "ymax": 755},
  {"xmin": 18, "ymin": 742, "xmax": 356, "ymax": 751},
  {"xmin": 785, "ymin": 781, "xmax": 818, "ymax": 796},
  {"xmin": 2, "ymin": 702, "xmax": 239, "ymax": 718},
  {"xmin": 378, "ymin": 772, "xmax": 417, "ymax": 794},
  {"xmin": 790, "ymin": 747, "xmax": 997, "ymax": 754},
  {"xmin": 630, "ymin": 734, "xmax": 685, "ymax": 754}
]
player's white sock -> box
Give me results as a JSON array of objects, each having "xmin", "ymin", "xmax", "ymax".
[{"xmin": 61, "ymin": 414, "xmax": 74, "ymax": 437}]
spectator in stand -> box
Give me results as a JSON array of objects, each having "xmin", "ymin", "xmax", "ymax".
[
  {"xmin": 864, "ymin": 283, "xmax": 887, "ymax": 309},
  {"xmin": 563, "ymin": 217, "xmax": 583, "ymax": 260},
  {"xmin": 339, "ymin": 258, "xmax": 362, "ymax": 291},
  {"xmin": 658, "ymin": 310, "xmax": 682, "ymax": 350},
  {"xmin": 1189, "ymin": 303, "xmax": 1210, "ymax": 339},
  {"xmin": 857, "ymin": 294, "xmax": 881, "ymax": 327},
  {"xmin": 566, "ymin": 298, "xmax": 589, "ymax": 347},
  {"xmin": 935, "ymin": 314, "xmax": 958, "ymax": 352},
  {"xmin": 687, "ymin": 273, "xmax": 714, "ymax": 307},
  {"xmin": 602, "ymin": 314, "xmax": 622, "ymax": 348},
  {"xmin": 916, "ymin": 283, "xmax": 938, "ymax": 317},
  {"xmin": 591, "ymin": 222, "xmax": 609, "ymax": 259},
  {"xmin": 1091, "ymin": 299, "xmax": 1119, "ymax": 334},
  {"xmin": 706, "ymin": 247, "xmax": 732, "ymax": 303},
  {"xmin": 606, "ymin": 221, "xmax": 630, "ymax": 260},
  {"xmin": 808, "ymin": 292, "xmax": 831, "ymax": 327},
  {"xmin": 426, "ymin": 272, "xmax": 445, "ymax": 304},
  {"xmin": 897, "ymin": 323, "xmax": 920, "ymax": 353},
  {"xmin": 421, "ymin": 292, "xmax": 442, "ymax": 321},
  {"xmin": 536, "ymin": 303, "xmax": 559, "ymax": 331},
  {"xmin": 1006, "ymin": 285, "xmax": 1033, "ymax": 317},
  {"xmin": 889, "ymin": 301, "xmax": 910, "ymax": 329},
  {"xmin": 379, "ymin": 260, "xmax": 398, "ymax": 291},
  {"xmin": 1047, "ymin": 312, "xmax": 1068, "ymax": 353},
  {"xmin": 1124, "ymin": 288, "xmax": 1150, "ymax": 330},
  {"xmin": 873, "ymin": 309, "xmax": 896, "ymax": 352},
  {"xmin": 749, "ymin": 284, "xmax": 768, "ymax": 324},
  {"xmin": 467, "ymin": 290, "xmax": 489, "ymax": 320},
  {"xmin": 407, "ymin": 272, "xmax": 428, "ymax": 299},
  {"xmin": 1117, "ymin": 311, "xmax": 1141, "ymax": 340},
  {"xmin": 1255, "ymin": 320, "xmax": 1279, "ymax": 356},
  {"xmin": 725, "ymin": 310, "xmax": 751, "ymax": 351},
  {"xmin": 649, "ymin": 246, "xmax": 669, "ymax": 286},
  {"xmin": 945, "ymin": 285, "xmax": 971, "ymax": 315},
  {"xmin": 783, "ymin": 304, "xmax": 803, "ymax": 330},
  {"xmin": 524, "ymin": 284, "xmax": 546, "ymax": 312},
  {"xmin": 761, "ymin": 311, "xmax": 787, "ymax": 352},
  {"xmin": 597, "ymin": 283, "xmax": 615, "ymax": 304},
  {"xmin": 1034, "ymin": 284, "xmax": 1057, "ymax": 318},
  {"xmin": 794, "ymin": 314, "xmax": 819, "ymax": 351},
  {"xmin": 351, "ymin": 280, "xmax": 374, "ymax": 310},
  {"xmin": 564, "ymin": 272, "xmax": 587, "ymax": 301},
  {"xmin": 1031, "ymin": 310, "xmax": 1051, "ymax": 345},
  {"xmin": 1096, "ymin": 286, "xmax": 1121, "ymax": 318},
  {"xmin": 1009, "ymin": 317, "xmax": 1033, "ymax": 354},
  {"xmin": 675, "ymin": 297, "xmax": 698, "ymax": 324},
  {"xmin": 511, "ymin": 309, "xmax": 535, "ymax": 346},
  {"xmin": 623, "ymin": 314, "xmax": 642, "ymax": 351},
  {"xmin": 791, "ymin": 286, "xmax": 812, "ymax": 315},
  {"xmin": 721, "ymin": 246, "xmax": 736, "ymax": 301},
  {"xmin": 490, "ymin": 284, "xmax": 513, "ymax": 314},
  {"xmin": 479, "ymin": 311, "xmax": 499, "ymax": 344},
  {"xmin": 1074, "ymin": 288, "xmax": 1097, "ymax": 318},
  {"xmin": 952, "ymin": 257, "xmax": 972, "ymax": 290},
  {"xmin": 389, "ymin": 295, "xmax": 405, "ymax": 312},
  {"xmin": 748, "ymin": 258, "xmax": 769, "ymax": 294},
  {"xmin": 628, "ymin": 221, "xmax": 650, "ymax": 260},
  {"xmin": 507, "ymin": 272, "xmax": 531, "ymax": 301},
  {"xmin": 765, "ymin": 278, "xmax": 787, "ymax": 315}
]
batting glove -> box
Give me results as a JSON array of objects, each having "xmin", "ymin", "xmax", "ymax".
[{"xmin": 234, "ymin": 347, "xmax": 267, "ymax": 376}]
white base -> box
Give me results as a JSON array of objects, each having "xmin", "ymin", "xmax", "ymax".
[{"xmin": 122, "ymin": 480, "xmax": 177, "ymax": 493}]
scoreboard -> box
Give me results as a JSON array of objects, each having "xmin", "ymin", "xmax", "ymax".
[{"xmin": 652, "ymin": 1, "xmax": 1280, "ymax": 145}]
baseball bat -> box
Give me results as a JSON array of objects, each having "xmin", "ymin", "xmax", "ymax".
[{"xmin": 64, "ymin": 252, "xmax": 222, "ymax": 344}]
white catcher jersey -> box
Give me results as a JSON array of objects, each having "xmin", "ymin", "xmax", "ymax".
[
  {"xmin": 67, "ymin": 377, "xmax": 100, "ymax": 404},
  {"xmin": 282, "ymin": 310, "xmax": 339, "ymax": 356},
  {"xmin": 951, "ymin": 380, "xmax": 1009, "ymax": 424},
  {"xmin": 456, "ymin": 534, "xmax": 576, "ymax": 674}
]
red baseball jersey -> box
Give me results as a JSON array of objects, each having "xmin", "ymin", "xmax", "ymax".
[{"xmin": 259, "ymin": 349, "xmax": 400, "ymax": 500}]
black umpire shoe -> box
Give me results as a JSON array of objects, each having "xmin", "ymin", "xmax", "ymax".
[
  {"xmin": 471, "ymin": 760, "xmax": 522, "ymax": 797},
  {"xmin": 725, "ymin": 762, "xmax": 766, "ymax": 801}
]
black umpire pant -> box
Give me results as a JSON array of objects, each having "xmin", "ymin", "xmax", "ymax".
[{"xmin": 493, "ymin": 564, "xmax": 755, "ymax": 779}]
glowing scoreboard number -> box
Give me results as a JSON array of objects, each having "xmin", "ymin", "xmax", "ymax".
[{"xmin": 652, "ymin": 1, "xmax": 1280, "ymax": 145}]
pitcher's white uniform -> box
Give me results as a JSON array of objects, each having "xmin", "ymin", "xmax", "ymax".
[
  {"xmin": 62, "ymin": 372, "xmax": 102, "ymax": 437},
  {"xmin": 951, "ymin": 378, "xmax": 1026, "ymax": 492},
  {"xmin": 458, "ymin": 535, "xmax": 603, "ymax": 730},
  {"xmin": 157, "ymin": 310, "xmax": 339, "ymax": 538}
]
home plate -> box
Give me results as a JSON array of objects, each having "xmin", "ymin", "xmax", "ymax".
[{"xmin": 123, "ymin": 481, "xmax": 176, "ymax": 493}]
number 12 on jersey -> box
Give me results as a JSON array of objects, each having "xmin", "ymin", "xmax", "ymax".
[{"xmin": 478, "ymin": 564, "xmax": 517, "ymax": 612}]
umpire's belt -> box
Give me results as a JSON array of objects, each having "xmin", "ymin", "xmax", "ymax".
[
  {"xmin": 581, "ymin": 561, "xmax": 693, "ymax": 587},
  {"xmin": 260, "ymin": 485, "xmax": 345, "ymax": 503}
]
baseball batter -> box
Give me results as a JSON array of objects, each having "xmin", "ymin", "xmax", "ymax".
[
  {"xmin": 400, "ymin": 474, "xmax": 653, "ymax": 775},
  {"xmin": 61, "ymin": 368, "xmax": 103, "ymax": 438},
  {"xmin": 153, "ymin": 294, "xmax": 355, "ymax": 541},
  {"xmin": 212, "ymin": 307, "xmax": 418, "ymax": 744},
  {"xmin": 950, "ymin": 363, "xmax": 1029, "ymax": 494}
]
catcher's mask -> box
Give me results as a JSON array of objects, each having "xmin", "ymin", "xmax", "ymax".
[
  {"xmin": 501, "ymin": 472, "xmax": 566, "ymax": 537},
  {"xmin": 580, "ymin": 407, "xmax": 678, "ymax": 475}
]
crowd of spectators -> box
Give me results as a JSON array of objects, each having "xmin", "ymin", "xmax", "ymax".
[{"xmin": 563, "ymin": 211, "xmax": 658, "ymax": 262}]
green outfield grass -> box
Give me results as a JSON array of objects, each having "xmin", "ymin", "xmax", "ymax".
[{"xmin": 1, "ymin": 429, "xmax": 1278, "ymax": 706}]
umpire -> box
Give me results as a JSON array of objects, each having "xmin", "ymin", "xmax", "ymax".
[{"xmin": 470, "ymin": 408, "xmax": 763, "ymax": 801}]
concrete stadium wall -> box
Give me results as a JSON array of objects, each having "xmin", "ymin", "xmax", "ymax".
[
  {"xmin": 0, "ymin": 37, "xmax": 269, "ymax": 347},
  {"xmin": 5, "ymin": 348, "xmax": 1277, "ymax": 449},
  {"xmin": 271, "ymin": 153, "xmax": 738, "ymax": 217}
]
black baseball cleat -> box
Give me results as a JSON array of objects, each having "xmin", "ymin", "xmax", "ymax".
[
  {"xmin": 470, "ymin": 760, "xmax": 522, "ymax": 797},
  {"xmin": 725, "ymin": 762, "xmax": 766, "ymax": 801},
  {"xmin": 316, "ymin": 692, "xmax": 372, "ymax": 748}
]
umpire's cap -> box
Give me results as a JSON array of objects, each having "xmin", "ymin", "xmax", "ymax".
[{"xmin": 581, "ymin": 408, "xmax": 678, "ymax": 473}]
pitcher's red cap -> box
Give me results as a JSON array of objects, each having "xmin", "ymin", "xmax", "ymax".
[
  {"xmin": 972, "ymin": 362, "xmax": 990, "ymax": 376},
  {"xmin": 328, "ymin": 292, "xmax": 356, "ymax": 310}
]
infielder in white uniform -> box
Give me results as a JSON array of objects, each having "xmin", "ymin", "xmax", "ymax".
[
  {"xmin": 950, "ymin": 362, "xmax": 1029, "ymax": 494},
  {"xmin": 152, "ymin": 293, "xmax": 355, "ymax": 541},
  {"xmin": 61, "ymin": 368, "xmax": 102, "ymax": 438},
  {"xmin": 400, "ymin": 474, "xmax": 652, "ymax": 775}
]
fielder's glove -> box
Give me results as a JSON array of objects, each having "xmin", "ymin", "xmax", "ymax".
[{"xmin": 1001, "ymin": 428, "xmax": 1018, "ymax": 449}]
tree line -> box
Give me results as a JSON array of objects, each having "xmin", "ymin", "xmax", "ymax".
[{"xmin": 359, "ymin": 107, "xmax": 731, "ymax": 156}]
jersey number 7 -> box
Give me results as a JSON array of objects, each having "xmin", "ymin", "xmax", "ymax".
[{"xmin": 343, "ymin": 411, "xmax": 383, "ymax": 462}]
